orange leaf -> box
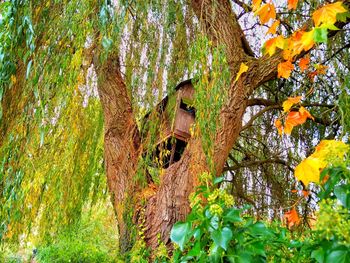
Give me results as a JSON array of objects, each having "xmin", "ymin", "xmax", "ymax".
[
  {"xmin": 308, "ymin": 65, "xmax": 328, "ymax": 81},
  {"xmin": 255, "ymin": 3, "xmax": 276, "ymax": 24},
  {"xmin": 299, "ymin": 56, "xmax": 310, "ymax": 72},
  {"xmin": 299, "ymin": 106, "xmax": 314, "ymax": 121},
  {"xmin": 266, "ymin": 20, "xmax": 280, "ymax": 35},
  {"xmin": 278, "ymin": 61, "xmax": 294, "ymax": 79},
  {"xmin": 288, "ymin": 31, "xmax": 305, "ymax": 57},
  {"xmin": 284, "ymin": 107, "xmax": 313, "ymax": 134},
  {"xmin": 287, "ymin": 30, "xmax": 315, "ymax": 58},
  {"xmin": 321, "ymin": 174, "xmax": 330, "ymax": 184},
  {"xmin": 263, "ymin": 36, "xmax": 286, "ymax": 56},
  {"xmin": 274, "ymin": 119, "xmax": 283, "ymax": 135},
  {"xmin": 286, "ymin": 111, "xmax": 305, "ymax": 126},
  {"xmin": 284, "ymin": 208, "xmax": 300, "ymax": 228},
  {"xmin": 312, "ymin": 2, "xmax": 348, "ymax": 27},
  {"xmin": 308, "ymin": 71, "xmax": 318, "ymax": 82},
  {"xmin": 282, "ymin": 96, "xmax": 302, "ymax": 112},
  {"xmin": 284, "ymin": 121, "xmax": 294, "ymax": 135},
  {"xmin": 288, "ymin": 0, "xmax": 298, "ymax": 10}
]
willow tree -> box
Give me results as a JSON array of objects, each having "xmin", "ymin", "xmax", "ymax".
[{"xmin": 1, "ymin": 0, "xmax": 350, "ymax": 255}]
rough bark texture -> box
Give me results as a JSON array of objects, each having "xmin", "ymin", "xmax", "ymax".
[
  {"xmin": 94, "ymin": 0, "xmax": 350, "ymax": 255},
  {"xmin": 96, "ymin": 55, "xmax": 140, "ymax": 253}
]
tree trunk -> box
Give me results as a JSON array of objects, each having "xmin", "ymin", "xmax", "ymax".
[{"xmin": 96, "ymin": 55, "xmax": 141, "ymax": 252}]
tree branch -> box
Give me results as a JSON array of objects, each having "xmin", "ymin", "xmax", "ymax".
[
  {"xmin": 223, "ymin": 158, "xmax": 294, "ymax": 172},
  {"xmin": 190, "ymin": 0, "xmax": 254, "ymax": 68}
]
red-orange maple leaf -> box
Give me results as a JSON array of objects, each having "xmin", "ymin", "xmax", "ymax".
[
  {"xmin": 278, "ymin": 61, "xmax": 294, "ymax": 79},
  {"xmin": 284, "ymin": 107, "xmax": 314, "ymax": 134},
  {"xmin": 284, "ymin": 208, "xmax": 300, "ymax": 228},
  {"xmin": 288, "ymin": 0, "xmax": 298, "ymax": 10},
  {"xmin": 299, "ymin": 56, "xmax": 310, "ymax": 72}
]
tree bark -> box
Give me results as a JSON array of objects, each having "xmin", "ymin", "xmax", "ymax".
[{"xmin": 95, "ymin": 54, "xmax": 141, "ymax": 252}]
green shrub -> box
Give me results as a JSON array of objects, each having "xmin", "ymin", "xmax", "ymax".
[
  {"xmin": 0, "ymin": 244, "xmax": 27, "ymax": 263},
  {"xmin": 36, "ymin": 202, "xmax": 122, "ymax": 263},
  {"xmin": 36, "ymin": 238, "xmax": 111, "ymax": 263}
]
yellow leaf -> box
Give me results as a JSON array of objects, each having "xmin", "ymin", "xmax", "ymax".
[
  {"xmin": 288, "ymin": 0, "xmax": 298, "ymax": 10},
  {"xmin": 10, "ymin": 75, "xmax": 17, "ymax": 84},
  {"xmin": 235, "ymin": 63, "xmax": 248, "ymax": 82},
  {"xmin": 295, "ymin": 157, "xmax": 326, "ymax": 186},
  {"xmin": 294, "ymin": 140, "xmax": 348, "ymax": 186},
  {"xmin": 300, "ymin": 29, "xmax": 315, "ymax": 51},
  {"xmin": 282, "ymin": 96, "xmax": 302, "ymax": 112},
  {"xmin": 312, "ymin": 140, "xmax": 349, "ymax": 160},
  {"xmin": 252, "ymin": 0, "xmax": 262, "ymax": 12},
  {"xmin": 255, "ymin": 3, "xmax": 276, "ymax": 24},
  {"xmin": 312, "ymin": 2, "xmax": 348, "ymax": 27},
  {"xmin": 278, "ymin": 60, "xmax": 294, "ymax": 79},
  {"xmin": 266, "ymin": 20, "xmax": 280, "ymax": 35}
]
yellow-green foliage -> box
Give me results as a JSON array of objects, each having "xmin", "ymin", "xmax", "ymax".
[{"xmin": 315, "ymin": 199, "xmax": 350, "ymax": 244}]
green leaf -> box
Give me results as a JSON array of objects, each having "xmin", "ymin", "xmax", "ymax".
[
  {"xmin": 223, "ymin": 209, "xmax": 242, "ymax": 223},
  {"xmin": 334, "ymin": 185, "xmax": 350, "ymax": 209},
  {"xmin": 102, "ymin": 36, "xmax": 113, "ymax": 50},
  {"xmin": 26, "ymin": 60, "xmax": 32, "ymax": 79},
  {"xmin": 250, "ymin": 241, "xmax": 266, "ymax": 257},
  {"xmin": 249, "ymin": 222, "xmax": 271, "ymax": 236},
  {"xmin": 325, "ymin": 248, "xmax": 349, "ymax": 263},
  {"xmin": 211, "ymin": 227, "xmax": 232, "ymax": 251},
  {"xmin": 313, "ymin": 28, "xmax": 328, "ymax": 43},
  {"xmin": 187, "ymin": 241, "xmax": 201, "ymax": 257},
  {"xmin": 336, "ymin": 11, "xmax": 350, "ymax": 23},
  {"xmin": 208, "ymin": 250, "xmax": 221, "ymax": 263},
  {"xmin": 213, "ymin": 176, "xmax": 224, "ymax": 184},
  {"xmin": 170, "ymin": 222, "xmax": 191, "ymax": 251},
  {"xmin": 311, "ymin": 247, "xmax": 325, "ymax": 263},
  {"xmin": 209, "ymin": 215, "xmax": 219, "ymax": 231},
  {"xmin": 237, "ymin": 252, "xmax": 253, "ymax": 263},
  {"xmin": 40, "ymin": 128, "xmax": 45, "ymax": 147},
  {"xmin": 193, "ymin": 228, "xmax": 201, "ymax": 240}
]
